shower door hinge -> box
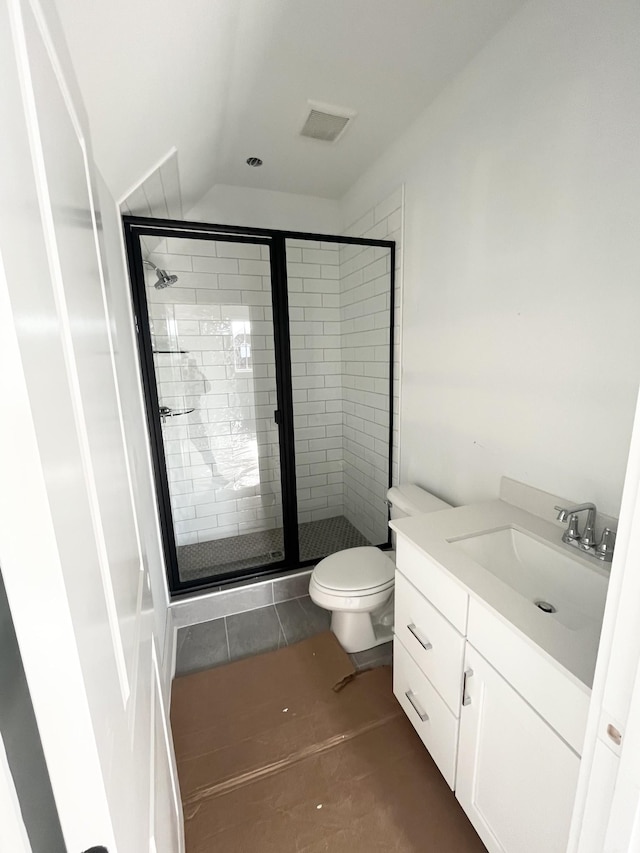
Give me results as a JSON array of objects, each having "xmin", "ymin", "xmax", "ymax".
[
  {"xmin": 274, "ymin": 410, "xmax": 280, "ymax": 425},
  {"xmin": 134, "ymin": 315, "xmax": 139, "ymax": 333}
]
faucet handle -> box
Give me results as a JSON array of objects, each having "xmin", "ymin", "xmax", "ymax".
[
  {"xmin": 563, "ymin": 513, "xmax": 582, "ymax": 544},
  {"xmin": 596, "ymin": 528, "xmax": 616, "ymax": 562}
]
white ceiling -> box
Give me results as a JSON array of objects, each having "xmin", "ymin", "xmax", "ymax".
[{"xmin": 55, "ymin": 0, "xmax": 526, "ymax": 211}]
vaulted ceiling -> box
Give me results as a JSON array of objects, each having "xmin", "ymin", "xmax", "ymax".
[{"xmin": 55, "ymin": 0, "xmax": 526, "ymax": 211}]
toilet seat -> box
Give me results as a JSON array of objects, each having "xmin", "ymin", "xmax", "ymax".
[
  {"xmin": 313, "ymin": 546, "xmax": 394, "ymax": 595},
  {"xmin": 307, "ymin": 485, "xmax": 452, "ymax": 654}
]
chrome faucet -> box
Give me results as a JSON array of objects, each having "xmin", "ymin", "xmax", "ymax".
[{"xmin": 554, "ymin": 502, "xmax": 615, "ymax": 562}]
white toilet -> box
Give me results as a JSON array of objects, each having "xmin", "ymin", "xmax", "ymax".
[{"xmin": 309, "ymin": 484, "xmax": 452, "ymax": 653}]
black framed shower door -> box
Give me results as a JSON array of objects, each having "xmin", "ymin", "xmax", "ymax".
[{"xmin": 124, "ymin": 216, "xmax": 395, "ymax": 596}]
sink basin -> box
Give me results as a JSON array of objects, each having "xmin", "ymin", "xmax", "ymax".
[{"xmin": 449, "ymin": 527, "xmax": 608, "ymax": 630}]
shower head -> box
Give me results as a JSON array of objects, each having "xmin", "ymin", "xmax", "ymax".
[
  {"xmin": 155, "ymin": 270, "xmax": 179, "ymax": 288},
  {"xmin": 143, "ymin": 259, "xmax": 179, "ymax": 289}
]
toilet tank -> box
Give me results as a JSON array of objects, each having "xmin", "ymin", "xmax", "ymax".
[{"xmin": 386, "ymin": 484, "xmax": 451, "ymax": 520}]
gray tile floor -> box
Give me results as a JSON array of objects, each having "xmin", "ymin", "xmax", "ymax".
[{"xmin": 175, "ymin": 595, "xmax": 393, "ymax": 677}]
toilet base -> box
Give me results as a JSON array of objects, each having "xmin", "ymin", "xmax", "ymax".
[{"xmin": 330, "ymin": 610, "xmax": 393, "ymax": 654}]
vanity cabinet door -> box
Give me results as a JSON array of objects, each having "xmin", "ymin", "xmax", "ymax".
[{"xmin": 456, "ymin": 644, "xmax": 580, "ymax": 853}]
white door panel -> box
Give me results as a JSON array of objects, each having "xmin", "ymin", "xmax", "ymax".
[
  {"xmin": 22, "ymin": 0, "xmax": 140, "ymax": 698},
  {"xmin": 0, "ymin": 0, "xmax": 179, "ymax": 850},
  {"xmin": 151, "ymin": 646, "xmax": 183, "ymax": 853},
  {"xmin": 0, "ymin": 221, "xmax": 117, "ymax": 851}
]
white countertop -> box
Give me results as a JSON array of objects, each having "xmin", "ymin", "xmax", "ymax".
[{"xmin": 391, "ymin": 499, "xmax": 610, "ymax": 691}]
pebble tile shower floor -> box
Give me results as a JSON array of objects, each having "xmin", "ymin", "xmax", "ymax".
[{"xmin": 176, "ymin": 515, "xmax": 370, "ymax": 582}]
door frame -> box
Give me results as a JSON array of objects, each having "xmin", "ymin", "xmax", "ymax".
[{"xmin": 123, "ymin": 216, "xmax": 396, "ymax": 596}]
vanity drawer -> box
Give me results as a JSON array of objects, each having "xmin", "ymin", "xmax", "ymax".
[
  {"xmin": 393, "ymin": 636, "xmax": 459, "ymax": 789},
  {"xmin": 395, "ymin": 571, "xmax": 465, "ymax": 714},
  {"xmin": 396, "ymin": 537, "xmax": 468, "ymax": 633}
]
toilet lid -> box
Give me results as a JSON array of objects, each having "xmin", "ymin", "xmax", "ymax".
[{"xmin": 313, "ymin": 547, "xmax": 394, "ymax": 593}]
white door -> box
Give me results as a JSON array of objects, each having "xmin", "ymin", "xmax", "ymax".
[
  {"xmin": 456, "ymin": 644, "xmax": 580, "ymax": 853},
  {"xmin": 0, "ymin": 0, "xmax": 181, "ymax": 851}
]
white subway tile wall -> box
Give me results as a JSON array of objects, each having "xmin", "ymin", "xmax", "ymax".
[
  {"xmin": 342, "ymin": 186, "xmax": 403, "ymax": 543},
  {"xmin": 146, "ymin": 239, "xmax": 283, "ymax": 551},
  {"xmin": 144, "ymin": 187, "xmax": 402, "ymax": 566},
  {"xmin": 287, "ymin": 240, "xmax": 346, "ymax": 525},
  {"xmin": 286, "ymin": 185, "xmax": 402, "ymax": 543}
]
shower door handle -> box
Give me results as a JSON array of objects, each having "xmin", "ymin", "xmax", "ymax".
[{"xmin": 159, "ymin": 406, "xmax": 195, "ymax": 423}]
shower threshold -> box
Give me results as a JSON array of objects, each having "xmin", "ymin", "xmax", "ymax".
[{"xmin": 177, "ymin": 515, "xmax": 370, "ymax": 583}]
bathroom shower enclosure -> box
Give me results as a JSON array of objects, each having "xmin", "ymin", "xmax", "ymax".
[{"xmin": 124, "ymin": 217, "xmax": 395, "ymax": 594}]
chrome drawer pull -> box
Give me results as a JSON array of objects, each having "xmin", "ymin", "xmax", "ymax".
[
  {"xmin": 407, "ymin": 623, "xmax": 432, "ymax": 651},
  {"xmin": 462, "ymin": 667, "xmax": 474, "ymax": 706},
  {"xmin": 405, "ymin": 689, "xmax": 429, "ymax": 722}
]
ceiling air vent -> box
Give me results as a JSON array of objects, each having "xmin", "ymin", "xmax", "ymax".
[{"xmin": 299, "ymin": 102, "xmax": 355, "ymax": 143}]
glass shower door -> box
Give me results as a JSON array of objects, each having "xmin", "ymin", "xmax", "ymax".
[
  {"xmin": 285, "ymin": 236, "xmax": 393, "ymax": 561},
  {"xmin": 140, "ymin": 234, "xmax": 284, "ymax": 585}
]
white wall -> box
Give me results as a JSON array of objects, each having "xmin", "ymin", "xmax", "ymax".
[
  {"xmin": 187, "ymin": 183, "xmax": 341, "ymax": 234},
  {"xmin": 340, "ymin": 0, "xmax": 640, "ymax": 517}
]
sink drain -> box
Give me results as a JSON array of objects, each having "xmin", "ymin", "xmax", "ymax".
[{"xmin": 534, "ymin": 600, "xmax": 556, "ymax": 614}]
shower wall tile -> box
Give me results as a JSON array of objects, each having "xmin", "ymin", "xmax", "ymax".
[
  {"xmin": 272, "ymin": 570, "xmax": 312, "ymax": 603},
  {"xmin": 341, "ymin": 186, "xmax": 403, "ymax": 545},
  {"xmin": 169, "ymin": 571, "xmax": 312, "ymax": 632},
  {"xmin": 191, "ymin": 256, "xmax": 239, "ymax": 274},
  {"xmin": 164, "ymin": 237, "xmax": 217, "ymax": 257},
  {"xmin": 301, "ymin": 248, "xmax": 340, "ymax": 266},
  {"xmin": 238, "ymin": 259, "xmax": 271, "ymax": 276},
  {"xmin": 216, "ymin": 242, "xmax": 263, "ymax": 260},
  {"xmin": 146, "ymin": 240, "xmax": 282, "ymax": 556},
  {"xmin": 287, "ymin": 240, "xmax": 345, "ymax": 524},
  {"xmin": 146, "ymin": 212, "xmax": 400, "ymax": 560},
  {"xmin": 170, "ymin": 579, "xmax": 275, "ymax": 627}
]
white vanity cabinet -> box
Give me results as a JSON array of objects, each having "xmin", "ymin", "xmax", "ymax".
[
  {"xmin": 393, "ymin": 538, "xmax": 469, "ymax": 788},
  {"xmin": 457, "ymin": 643, "xmax": 580, "ymax": 853},
  {"xmin": 393, "ymin": 637, "xmax": 460, "ymax": 787},
  {"xmin": 394, "ymin": 571, "xmax": 466, "ymax": 713},
  {"xmin": 393, "ymin": 533, "xmax": 587, "ymax": 853}
]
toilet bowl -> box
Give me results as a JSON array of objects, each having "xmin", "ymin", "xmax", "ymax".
[{"xmin": 309, "ymin": 485, "xmax": 452, "ymax": 653}]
